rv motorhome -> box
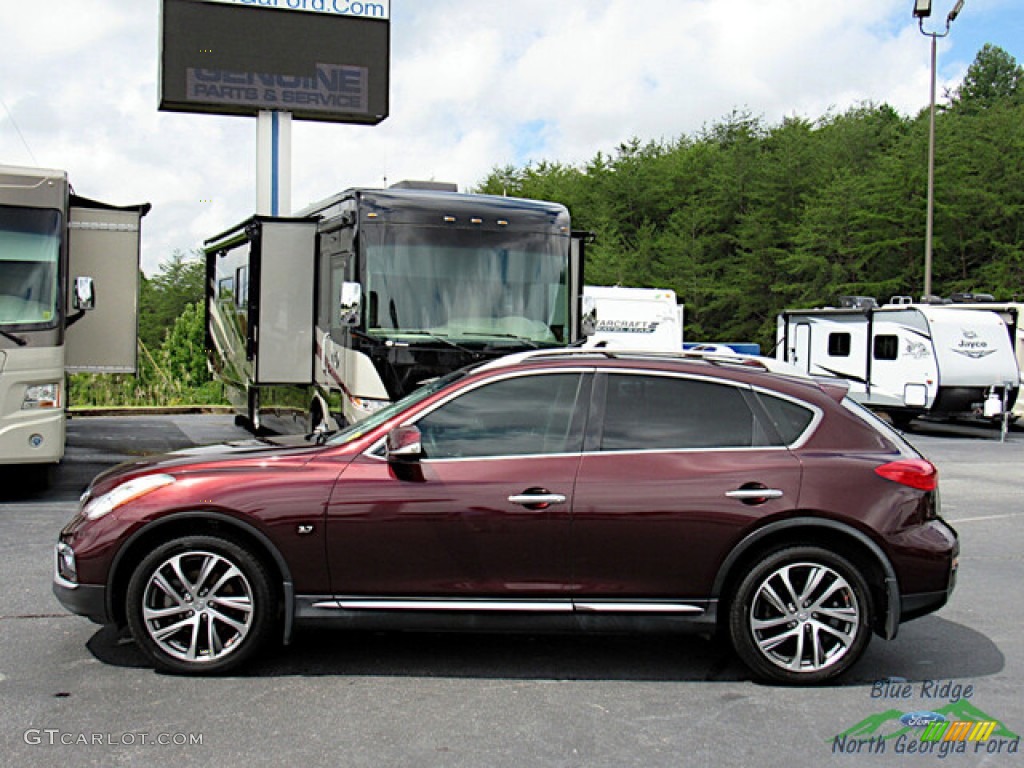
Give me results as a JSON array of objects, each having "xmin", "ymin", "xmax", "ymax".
[
  {"xmin": 777, "ymin": 298, "xmax": 1020, "ymax": 427},
  {"xmin": 205, "ymin": 184, "xmax": 588, "ymax": 433},
  {"xmin": 0, "ymin": 164, "xmax": 147, "ymax": 478},
  {"xmin": 583, "ymin": 286, "xmax": 683, "ymax": 352}
]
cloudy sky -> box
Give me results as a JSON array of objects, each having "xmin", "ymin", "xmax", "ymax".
[{"xmin": 2, "ymin": 0, "xmax": 1022, "ymax": 275}]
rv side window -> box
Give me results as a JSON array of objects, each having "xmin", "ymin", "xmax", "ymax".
[
  {"xmin": 828, "ymin": 333, "xmax": 851, "ymax": 357},
  {"xmin": 217, "ymin": 277, "xmax": 234, "ymax": 302},
  {"xmin": 873, "ymin": 335, "xmax": 899, "ymax": 361},
  {"xmin": 235, "ymin": 266, "xmax": 248, "ymax": 308}
]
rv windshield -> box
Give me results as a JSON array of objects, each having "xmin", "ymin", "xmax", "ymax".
[
  {"xmin": 0, "ymin": 205, "xmax": 61, "ymax": 327},
  {"xmin": 362, "ymin": 225, "xmax": 569, "ymax": 344}
]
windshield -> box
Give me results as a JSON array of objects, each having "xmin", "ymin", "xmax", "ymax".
[
  {"xmin": 0, "ymin": 205, "xmax": 61, "ymax": 327},
  {"xmin": 361, "ymin": 225, "xmax": 569, "ymax": 344},
  {"xmin": 327, "ymin": 367, "xmax": 470, "ymax": 445}
]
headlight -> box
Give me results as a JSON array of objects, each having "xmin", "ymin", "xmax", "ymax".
[
  {"xmin": 349, "ymin": 395, "xmax": 390, "ymax": 415},
  {"xmin": 22, "ymin": 382, "xmax": 61, "ymax": 409},
  {"xmin": 82, "ymin": 474, "xmax": 176, "ymax": 520}
]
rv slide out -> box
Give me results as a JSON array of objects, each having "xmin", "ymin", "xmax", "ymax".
[{"xmin": 777, "ymin": 301, "xmax": 1020, "ymax": 427}]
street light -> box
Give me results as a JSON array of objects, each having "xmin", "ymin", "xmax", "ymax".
[{"xmin": 915, "ymin": 0, "xmax": 965, "ymax": 300}]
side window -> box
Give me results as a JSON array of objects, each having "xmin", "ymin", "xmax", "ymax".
[
  {"xmin": 873, "ymin": 335, "xmax": 899, "ymax": 361},
  {"xmin": 235, "ymin": 266, "xmax": 249, "ymax": 309},
  {"xmin": 828, "ymin": 332, "xmax": 851, "ymax": 357},
  {"xmin": 756, "ymin": 393, "xmax": 816, "ymax": 445},
  {"xmin": 416, "ymin": 373, "xmax": 584, "ymax": 459},
  {"xmin": 600, "ymin": 374, "xmax": 755, "ymax": 451},
  {"xmin": 217, "ymin": 276, "xmax": 234, "ymax": 302}
]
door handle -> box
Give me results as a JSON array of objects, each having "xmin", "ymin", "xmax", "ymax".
[
  {"xmin": 725, "ymin": 488, "xmax": 784, "ymax": 503},
  {"xmin": 508, "ymin": 490, "xmax": 567, "ymax": 510}
]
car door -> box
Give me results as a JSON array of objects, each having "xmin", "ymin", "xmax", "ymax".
[
  {"xmin": 325, "ymin": 370, "xmax": 591, "ymax": 601},
  {"xmin": 571, "ymin": 371, "xmax": 804, "ymax": 603}
]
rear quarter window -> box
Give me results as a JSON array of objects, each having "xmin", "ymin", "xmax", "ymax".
[{"xmin": 756, "ymin": 392, "xmax": 816, "ymax": 445}]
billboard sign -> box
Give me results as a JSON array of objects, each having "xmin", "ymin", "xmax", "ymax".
[
  {"xmin": 159, "ymin": 0, "xmax": 390, "ymax": 124},
  {"xmin": 193, "ymin": 0, "xmax": 389, "ymax": 19}
]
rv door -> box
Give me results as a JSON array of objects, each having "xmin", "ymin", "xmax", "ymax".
[{"xmin": 64, "ymin": 203, "xmax": 146, "ymax": 373}]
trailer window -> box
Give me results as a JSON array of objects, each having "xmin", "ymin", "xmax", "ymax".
[
  {"xmin": 0, "ymin": 205, "xmax": 61, "ymax": 327},
  {"xmin": 873, "ymin": 335, "xmax": 899, "ymax": 361},
  {"xmin": 828, "ymin": 332, "xmax": 851, "ymax": 357}
]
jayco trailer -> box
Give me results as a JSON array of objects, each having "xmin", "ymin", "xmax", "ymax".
[
  {"xmin": 205, "ymin": 184, "xmax": 587, "ymax": 433},
  {"xmin": 0, "ymin": 165, "xmax": 147, "ymax": 477},
  {"xmin": 583, "ymin": 286, "xmax": 683, "ymax": 352},
  {"xmin": 899, "ymin": 300, "xmax": 1022, "ymax": 419},
  {"xmin": 777, "ymin": 301, "xmax": 1019, "ymax": 427}
]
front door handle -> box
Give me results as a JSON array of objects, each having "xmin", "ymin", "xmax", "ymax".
[
  {"xmin": 508, "ymin": 488, "xmax": 567, "ymax": 510},
  {"xmin": 725, "ymin": 487, "xmax": 784, "ymax": 504}
]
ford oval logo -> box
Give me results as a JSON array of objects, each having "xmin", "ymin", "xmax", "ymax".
[{"xmin": 900, "ymin": 711, "xmax": 947, "ymax": 728}]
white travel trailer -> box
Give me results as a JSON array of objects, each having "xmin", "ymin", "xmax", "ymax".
[
  {"xmin": 583, "ymin": 286, "xmax": 683, "ymax": 352},
  {"xmin": 0, "ymin": 164, "xmax": 147, "ymax": 479},
  {"xmin": 777, "ymin": 299, "xmax": 1020, "ymax": 427},
  {"xmin": 894, "ymin": 299, "xmax": 1023, "ymax": 419}
]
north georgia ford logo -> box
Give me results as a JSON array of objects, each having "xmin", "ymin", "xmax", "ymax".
[{"xmin": 900, "ymin": 711, "xmax": 947, "ymax": 728}]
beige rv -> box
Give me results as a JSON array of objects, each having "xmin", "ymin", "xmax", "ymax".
[{"xmin": 0, "ymin": 164, "xmax": 148, "ymax": 479}]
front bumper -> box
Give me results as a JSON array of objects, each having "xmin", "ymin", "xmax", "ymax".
[{"xmin": 52, "ymin": 543, "xmax": 109, "ymax": 625}]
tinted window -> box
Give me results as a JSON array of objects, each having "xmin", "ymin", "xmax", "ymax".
[
  {"xmin": 828, "ymin": 332, "xmax": 851, "ymax": 357},
  {"xmin": 757, "ymin": 393, "xmax": 815, "ymax": 445},
  {"xmin": 874, "ymin": 335, "xmax": 899, "ymax": 360},
  {"xmin": 600, "ymin": 374, "xmax": 755, "ymax": 451},
  {"xmin": 417, "ymin": 373, "xmax": 583, "ymax": 459}
]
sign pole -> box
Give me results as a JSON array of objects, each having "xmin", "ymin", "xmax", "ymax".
[{"xmin": 257, "ymin": 110, "xmax": 292, "ymax": 216}]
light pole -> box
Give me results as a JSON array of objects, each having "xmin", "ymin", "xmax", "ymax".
[{"xmin": 914, "ymin": 0, "xmax": 965, "ymax": 301}]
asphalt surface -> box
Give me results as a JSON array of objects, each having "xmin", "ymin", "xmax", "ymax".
[{"xmin": 0, "ymin": 414, "xmax": 1022, "ymax": 767}]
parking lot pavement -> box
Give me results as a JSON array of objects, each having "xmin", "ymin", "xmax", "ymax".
[{"xmin": 0, "ymin": 416, "xmax": 1021, "ymax": 767}]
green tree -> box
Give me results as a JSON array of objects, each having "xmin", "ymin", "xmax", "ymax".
[{"xmin": 951, "ymin": 44, "xmax": 1023, "ymax": 113}]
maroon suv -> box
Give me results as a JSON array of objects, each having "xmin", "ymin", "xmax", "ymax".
[{"xmin": 54, "ymin": 349, "xmax": 958, "ymax": 683}]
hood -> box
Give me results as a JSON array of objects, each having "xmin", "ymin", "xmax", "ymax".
[{"xmin": 86, "ymin": 434, "xmax": 326, "ymax": 496}]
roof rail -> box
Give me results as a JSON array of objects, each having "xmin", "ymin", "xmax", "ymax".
[{"xmin": 474, "ymin": 346, "xmax": 799, "ymax": 376}]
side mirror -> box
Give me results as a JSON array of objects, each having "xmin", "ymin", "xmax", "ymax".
[
  {"xmin": 580, "ymin": 295, "xmax": 597, "ymax": 337},
  {"xmin": 73, "ymin": 276, "xmax": 96, "ymax": 311},
  {"xmin": 386, "ymin": 425, "xmax": 422, "ymax": 462},
  {"xmin": 339, "ymin": 282, "xmax": 361, "ymax": 327}
]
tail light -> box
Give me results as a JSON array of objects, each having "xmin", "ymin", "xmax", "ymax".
[{"xmin": 875, "ymin": 459, "xmax": 938, "ymax": 491}]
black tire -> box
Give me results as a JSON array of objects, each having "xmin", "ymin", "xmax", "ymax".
[
  {"xmin": 126, "ymin": 535, "xmax": 276, "ymax": 674},
  {"xmin": 727, "ymin": 546, "xmax": 873, "ymax": 685}
]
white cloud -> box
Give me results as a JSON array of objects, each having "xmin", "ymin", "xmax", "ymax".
[{"xmin": 0, "ymin": 0, "xmax": 1012, "ymax": 274}]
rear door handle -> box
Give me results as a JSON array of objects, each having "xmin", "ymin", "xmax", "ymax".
[
  {"xmin": 725, "ymin": 488, "xmax": 784, "ymax": 503},
  {"xmin": 508, "ymin": 489, "xmax": 567, "ymax": 510}
]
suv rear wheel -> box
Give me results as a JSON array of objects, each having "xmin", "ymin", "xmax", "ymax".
[{"xmin": 728, "ymin": 546, "xmax": 872, "ymax": 684}]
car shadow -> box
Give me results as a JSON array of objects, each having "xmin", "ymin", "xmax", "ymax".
[{"xmin": 85, "ymin": 614, "xmax": 1003, "ymax": 686}]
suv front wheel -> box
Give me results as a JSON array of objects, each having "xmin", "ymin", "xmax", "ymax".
[
  {"xmin": 728, "ymin": 546, "xmax": 873, "ymax": 684},
  {"xmin": 126, "ymin": 535, "xmax": 276, "ymax": 674}
]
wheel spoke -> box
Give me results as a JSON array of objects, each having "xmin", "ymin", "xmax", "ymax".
[
  {"xmin": 152, "ymin": 570, "xmax": 188, "ymax": 606},
  {"xmin": 193, "ymin": 554, "xmax": 219, "ymax": 596},
  {"xmin": 758, "ymin": 583, "xmax": 791, "ymax": 617}
]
